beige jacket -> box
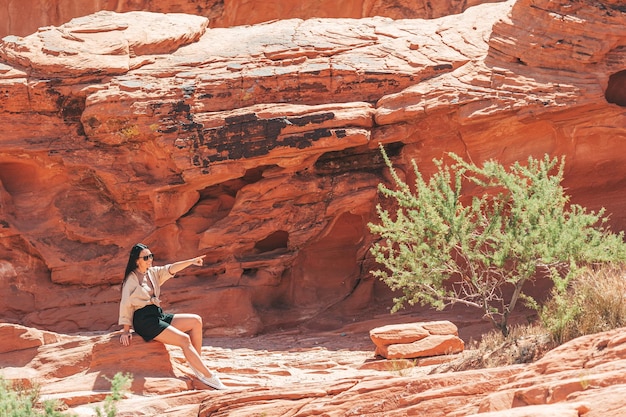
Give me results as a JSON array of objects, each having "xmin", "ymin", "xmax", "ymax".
[{"xmin": 118, "ymin": 264, "xmax": 174, "ymax": 326}]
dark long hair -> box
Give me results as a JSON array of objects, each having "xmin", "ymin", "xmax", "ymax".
[{"xmin": 121, "ymin": 243, "xmax": 149, "ymax": 290}]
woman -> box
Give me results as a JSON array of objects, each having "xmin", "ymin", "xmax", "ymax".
[{"xmin": 118, "ymin": 243, "xmax": 226, "ymax": 390}]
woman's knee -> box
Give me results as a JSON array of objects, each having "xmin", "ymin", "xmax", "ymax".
[
  {"xmin": 172, "ymin": 313, "xmax": 203, "ymax": 329},
  {"xmin": 184, "ymin": 314, "xmax": 203, "ymax": 330},
  {"xmin": 192, "ymin": 314, "xmax": 203, "ymax": 327}
]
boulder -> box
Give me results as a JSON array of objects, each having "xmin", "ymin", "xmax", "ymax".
[
  {"xmin": 375, "ymin": 334, "xmax": 465, "ymax": 359},
  {"xmin": 0, "ymin": 324, "xmax": 189, "ymax": 396},
  {"xmin": 369, "ymin": 323, "xmax": 431, "ymax": 346},
  {"xmin": 370, "ymin": 321, "xmax": 465, "ymax": 359},
  {"xmin": 0, "ymin": 323, "xmax": 66, "ymax": 353}
]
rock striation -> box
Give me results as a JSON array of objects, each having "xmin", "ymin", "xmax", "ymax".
[
  {"xmin": 0, "ymin": 0, "xmax": 625, "ymax": 338},
  {"xmin": 0, "ymin": 0, "xmax": 506, "ymax": 39},
  {"xmin": 2, "ymin": 322, "xmax": 626, "ymax": 416}
]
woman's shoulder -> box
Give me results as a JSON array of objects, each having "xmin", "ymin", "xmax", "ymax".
[{"xmin": 123, "ymin": 271, "xmax": 140, "ymax": 286}]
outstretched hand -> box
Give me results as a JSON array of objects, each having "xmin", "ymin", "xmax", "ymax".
[
  {"xmin": 169, "ymin": 255, "xmax": 207, "ymax": 275},
  {"xmin": 191, "ymin": 255, "xmax": 206, "ymax": 266}
]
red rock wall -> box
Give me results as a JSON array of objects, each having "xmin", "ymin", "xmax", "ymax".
[
  {"xmin": 0, "ymin": 0, "xmax": 504, "ymax": 38},
  {"xmin": 0, "ymin": 0, "xmax": 624, "ymax": 336}
]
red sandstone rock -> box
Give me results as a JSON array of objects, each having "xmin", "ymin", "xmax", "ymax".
[
  {"xmin": 370, "ymin": 320, "xmax": 459, "ymax": 345},
  {"xmin": 467, "ymin": 402, "xmax": 590, "ymax": 417},
  {"xmin": 0, "ymin": 323, "xmax": 64, "ymax": 353},
  {"xmin": 1, "ymin": 323, "xmax": 626, "ymax": 416},
  {"xmin": 369, "ymin": 322, "xmax": 431, "ymax": 346},
  {"xmin": 370, "ymin": 321, "xmax": 463, "ymax": 359},
  {"xmin": 0, "ymin": 11, "xmax": 208, "ymax": 78},
  {"xmin": 0, "ymin": 324, "xmax": 191, "ymax": 398},
  {"xmin": 422, "ymin": 320, "xmax": 460, "ymax": 336},
  {"xmin": 376, "ymin": 334, "xmax": 465, "ymax": 359},
  {"xmin": 0, "ymin": 0, "xmax": 506, "ymax": 39},
  {"xmin": 0, "ymin": 0, "xmax": 624, "ymax": 414},
  {"xmin": 0, "ymin": 0, "xmax": 624, "ymax": 349}
]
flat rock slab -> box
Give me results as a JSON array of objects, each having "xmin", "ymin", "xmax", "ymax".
[{"xmin": 371, "ymin": 321, "xmax": 464, "ymax": 359}]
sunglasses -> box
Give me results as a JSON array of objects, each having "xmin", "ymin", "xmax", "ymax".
[{"xmin": 141, "ymin": 254, "xmax": 154, "ymax": 261}]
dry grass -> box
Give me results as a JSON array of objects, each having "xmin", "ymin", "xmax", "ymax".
[
  {"xmin": 430, "ymin": 323, "xmax": 554, "ymax": 373},
  {"xmin": 432, "ymin": 264, "xmax": 626, "ymax": 374},
  {"xmin": 541, "ymin": 263, "xmax": 626, "ymax": 344},
  {"xmin": 569, "ymin": 264, "xmax": 626, "ymax": 335}
]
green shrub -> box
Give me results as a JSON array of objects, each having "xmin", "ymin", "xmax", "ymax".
[
  {"xmin": 0, "ymin": 372, "xmax": 132, "ymax": 417},
  {"xmin": 94, "ymin": 372, "xmax": 133, "ymax": 417},
  {"xmin": 369, "ymin": 148, "xmax": 626, "ymax": 336},
  {"xmin": 0, "ymin": 378, "xmax": 66, "ymax": 417}
]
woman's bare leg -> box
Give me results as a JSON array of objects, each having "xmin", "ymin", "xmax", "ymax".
[
  {"xmin": 153, "ymin": 323, "xmax": 213, "ymax": 378},
  {"xmin": 170, "ymin": 313, "xmax": 204, "ymax": 355}
]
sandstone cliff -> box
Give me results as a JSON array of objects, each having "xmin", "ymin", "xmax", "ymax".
[
  {"xmin": 0, "ymin": 0, "xmax": 625, "ymax": 338},
  {"xmin": 1, "ymin": 2, "xmax": 626, "ymax": 415},
  {"xmin": 0, "ymin": 0, "xmax": 505, "ymax": 39}
]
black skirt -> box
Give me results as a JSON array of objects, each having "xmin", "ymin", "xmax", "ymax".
[{"xmin": 132, "ymin": 304, "xmax": 174, "ymax": 342}]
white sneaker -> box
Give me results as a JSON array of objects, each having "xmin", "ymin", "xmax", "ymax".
[
  {"xmin": 198, "ymin": 373, "xmax": 228, "ymax": 390},
  {"xmin": 192, "ymin": 367, "xmax": 228, "ymax": 390}
]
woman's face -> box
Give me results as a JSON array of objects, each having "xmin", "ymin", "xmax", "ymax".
[{"xmin": 137, "ymin": 248, "xmax": 154, "ymax": 271}]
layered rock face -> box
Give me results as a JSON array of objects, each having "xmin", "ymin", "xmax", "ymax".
[
  {"xmin": 3, "ymin": 322, "xmax": 626, "ymax": 416},
  {"xmin": 0, "ymin": 0, "xmax": 625, "ymax": 337},
  {"xmin": 0, "ymin": 0, "xmax": 505, "ymax": 38}
]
